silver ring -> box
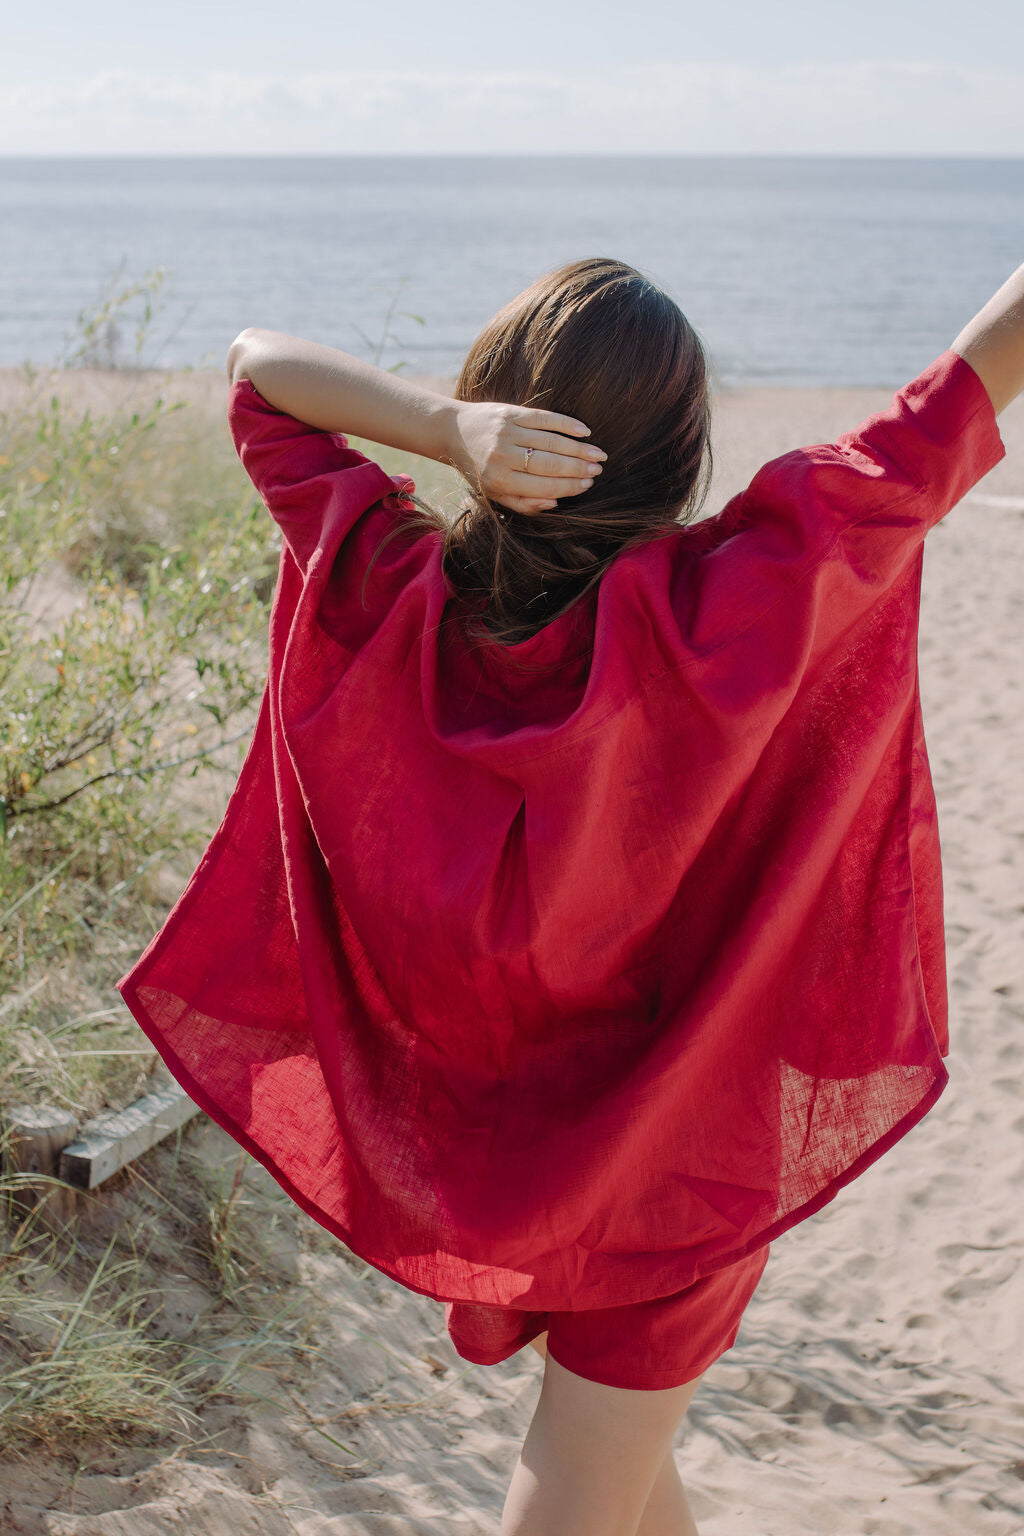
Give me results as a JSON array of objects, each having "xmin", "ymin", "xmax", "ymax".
[{"xmin": 523, "ymin": 446, "xmax": 534, "ymax": 472}]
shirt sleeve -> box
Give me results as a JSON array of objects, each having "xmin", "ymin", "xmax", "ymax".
[
  {"xmin": 672, "ymin": 350, "xmax": 1005, "ymax": 660},
  {"xmin": 226, "ymin": 378, "xmax": 416, "ymax": 577},
  {"xmin": 809, "ymin": 347, "xmax": 998, "ymax": 532}
]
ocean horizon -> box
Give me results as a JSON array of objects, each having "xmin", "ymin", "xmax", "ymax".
[{"xmin": 3, "ymin": 154, "xmax": 1021, "ymax": 388}]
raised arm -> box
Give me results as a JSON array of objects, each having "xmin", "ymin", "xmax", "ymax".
[
  {"xmin": 950, "ymin": 260, "xmax": 1024, "ymax": 417},
  {"xmin": 225, "ymin": 326, "xmax": 606, "ymax": 516}
]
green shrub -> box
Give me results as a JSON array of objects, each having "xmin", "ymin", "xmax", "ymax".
[
  {"xmin": 0, "ymin": 273, "xmax": 278, "ymax": 1115},
  {"xmin": 0, "ymin": 269, "xmax": 460, "ymax": 1118}
]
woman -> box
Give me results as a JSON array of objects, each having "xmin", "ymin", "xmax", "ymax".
[{"xmin": 118, "ymin": 256, "xmax": 1021, "ymax": 1535}]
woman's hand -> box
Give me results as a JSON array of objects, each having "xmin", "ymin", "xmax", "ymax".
[
  {"xmin": 225, "ymin": 329, "xmax": 609, "ymax": 513},
  {"xmin": 446, "ymin": 400, "xmax": 607, "ymax": 516}
]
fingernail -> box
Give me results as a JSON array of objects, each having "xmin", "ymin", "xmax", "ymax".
[{"xmin": 582, "ymin": 477, "xmax": 593, "ymax": 488}]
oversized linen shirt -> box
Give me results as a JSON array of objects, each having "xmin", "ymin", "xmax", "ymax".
[{"xmin": 117, "ymin": 350, "xmax": 1005, "ymax": 1310}]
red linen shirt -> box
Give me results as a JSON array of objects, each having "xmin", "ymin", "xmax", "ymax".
[{"xmin": 117, "ymin": 351, "xmax": 1004, "ymax": 1310}]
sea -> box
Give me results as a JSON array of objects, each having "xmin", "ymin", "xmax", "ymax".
[{"xmin": 1, "ymin": 155, "xmax": 1021, "ymax": 388}]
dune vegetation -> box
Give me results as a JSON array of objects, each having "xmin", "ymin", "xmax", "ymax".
[{"xmin": 0, "ymin": 271, "xmax": 457, "ymax": 1459}]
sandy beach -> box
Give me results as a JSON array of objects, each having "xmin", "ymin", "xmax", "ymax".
[{"xmin": 2, "ymin": 369, "xmax": 1023, "ymax": 1534}]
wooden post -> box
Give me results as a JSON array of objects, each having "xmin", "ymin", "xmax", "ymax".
[
  {"xmin": 1, "ymin": 1082, "xmax": 203, "ymax": 1228},
  {"xmin": 0, "ymin": 1102, "xmax": 80, "ymax": 1225}
]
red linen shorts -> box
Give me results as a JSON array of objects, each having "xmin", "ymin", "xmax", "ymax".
[{"xmin": 443, "ymin": 1243, "xmax": 770, "ymax": 1392}]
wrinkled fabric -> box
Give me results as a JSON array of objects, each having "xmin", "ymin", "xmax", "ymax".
[
  {"xmin": 445, "ymin": 1241, "xmax": 772, "ymax": 1390},
  {"xmin": 117, "ymin": 350, "xmax": 1004, "ymax": 1310}
]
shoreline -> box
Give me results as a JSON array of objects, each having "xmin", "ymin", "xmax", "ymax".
[
  {"xmin": 3, "ymin": 365, "xmax": 1020, "ymax": 512},
  {"xmin": 0, "ymin": 361, "xmax": 975, "ymax": 402}
]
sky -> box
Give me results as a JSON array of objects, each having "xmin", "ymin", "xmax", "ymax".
[{"xmin": 2, "ymin": 0, "xmax": 1022, "ymax": 156}]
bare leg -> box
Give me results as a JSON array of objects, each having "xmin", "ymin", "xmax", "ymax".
[
  {"xmin": 503, "ymin": 1332, "xmax": 703, "ymax": 1535},
  {"xmin": 527, "ymin": 1333, "xmax": 698, "ymax": 1535},
  {"xmin": 634, "ymin": 1453, "xmax": 700, "ymax": 1536}
]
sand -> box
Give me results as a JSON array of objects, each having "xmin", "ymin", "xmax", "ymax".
[{"xmin": 2, "ymin": 370, "xmax": 1023, "ymax": 1534}]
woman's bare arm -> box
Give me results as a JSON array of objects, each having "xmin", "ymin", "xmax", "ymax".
[
  {"xmin": 225, "ymin": 326, "xmax": 606, "ymax": 516},
  {"xmin": 950, "ymin": 261, "xmax": 1024, "ymax": 417},
  {"xmin": 226, "ymin": 327, "xmax": 460, "ymax": 463}
]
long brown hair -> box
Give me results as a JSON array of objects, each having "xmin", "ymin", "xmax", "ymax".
[{"xmin": 364, "ymin": 257, "xmax": 713, "ymax": 663}]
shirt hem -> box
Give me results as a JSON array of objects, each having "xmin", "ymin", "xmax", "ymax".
[{"xmin": 117, "ymin": 968, "xmax": 949, "ymax": 1311}]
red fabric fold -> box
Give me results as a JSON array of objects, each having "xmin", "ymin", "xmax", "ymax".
[{"xmin": 117, "ymin": 352, "xmax": 1004, "ymax": 1309}]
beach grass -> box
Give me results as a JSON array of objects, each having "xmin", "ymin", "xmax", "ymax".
[
  {"xmin": 0, "ymin": 355, "xmax": 274, "ymax": 1118},
  {"xmin": 0, "ymin": 272, "xmax": 461, "ymax": 1461},
  {"xmin": 0, "ymin": 1112, "xmax": 342, "ymax": 1461},
  {"xmin": 0, "ymin": 272, "xmax": 459, "ymax": 1122}
]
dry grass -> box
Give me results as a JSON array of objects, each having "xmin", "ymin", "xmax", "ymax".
[
  {"xmin": 0, "ymin": 274, "xmax": 460, "ymax": 1120},
  {"xmin": 0, "ymin": 1115, "xmax": 335, "ymax": 1461},
  {"xmin": 0, "ymin": 270, "xmax": 462, "ymax": 1465}
]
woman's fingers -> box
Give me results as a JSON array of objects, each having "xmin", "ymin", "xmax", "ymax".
[
  {"xmin": 504, "ymin": 467, "xmax": 598, "ymax": 500},
  {"xmin": 484, "ymin": 408, "xmax": 608, "ymax": 513},
  {"xmin": 501, "ymin": 496, "xmax": 561, "ymax": 515},
  {"xmin": 513, "ymin": 446, "xmax": 606, "ymax": 483},
  {"xmin": 513, "ymin": 408, "xmax": 594, "ymax": 440},
  {"xmin": 513, "ymin": 426, "xmax": 607, "ymax": 470}
]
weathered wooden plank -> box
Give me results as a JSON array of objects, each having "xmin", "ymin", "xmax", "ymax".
[{"xmin": 58, "ymin": 1084, "xmax": 201, "ymax": 1189}]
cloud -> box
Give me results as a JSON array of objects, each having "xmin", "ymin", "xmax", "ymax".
[{"xmin": 1, "ymin": 60, "xmax": 1021, "ymax": 154}]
